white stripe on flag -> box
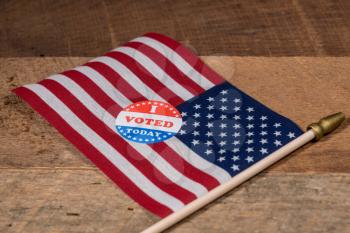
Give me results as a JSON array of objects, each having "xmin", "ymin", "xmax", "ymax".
[
  {"xmin": 131, "ymin": 36, "xmax": 215, "ymax": 90},
  {"xmin": 74, "ymin": 67, "xmax": 232, "ymax": 184},
  {"xmin": 73, "ymin": 66, "xmax": 131, "ymax": 107},
  {"xmin": 165, "ymin": 137, "xmax": 231, "ymax": 184},
  {"xmin": 24, "ymin": 84, "xmax": 184, "ymax": 212},
  {"xmin": 91, "ymin": 56, "xmax": 164, "ymax": 101},
  {"xmin": 47, "ymin": 75, "xmax": 209, "ymax": 197},
  {"xmin": 114, "ymin": 46, "xmax": 194, "ymax": 100}
]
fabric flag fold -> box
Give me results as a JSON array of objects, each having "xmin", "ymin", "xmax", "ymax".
[{"xmin": 13, "ymin": 32, "xmax": 303, "ymax": 218}]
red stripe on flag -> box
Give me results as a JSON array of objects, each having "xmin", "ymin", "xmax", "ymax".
[
  {"xmin": 150, "ymin": 142, "xmax": 220, "ymax": 190},
  {"xmin": 124, "ymin": 41, "xmax": 205, "ymax": 96},
  {"xmin": 39, "ymin": 79, "xmax": 198, "ymax": 204},
  {"xmin": 144, "ymin": 32, "xmax": 224, "ymax": 85},
  {"xmin": 62, "ymin": 70, "xmax": 122, "ymax": 114},
  {"xmin": 105, "ymin": 51, "xmax": 184, "ymax": 106},
  {"xmin": 85, "ymin": 62, "xmax": 146, "ymax": 103},
  {"xmin": 13, "ymin": 87, "xmax": 173, "ymax": 218}
]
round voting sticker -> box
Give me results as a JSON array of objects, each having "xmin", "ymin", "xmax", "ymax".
[{"xmin": 115, "ymin": 100, "xmax": 183, "ymax": 144}]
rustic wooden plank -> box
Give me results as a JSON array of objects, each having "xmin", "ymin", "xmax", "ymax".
[
  {"xmin": 0, "ymin": 0, "xmax": 350, "ymax": 57},
  {"xmin": 0, "ymin": 170, "xmax": 349, "ymax": 233},
  {"xmin": 0, "ymin": 57, "xmax": 349, "ymax": 172},
  {"xmin": 0, "ymin": 169, "xmax": 157, "ymax": 233}
]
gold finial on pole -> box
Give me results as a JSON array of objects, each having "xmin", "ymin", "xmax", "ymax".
[{"xmin": 307, "ymin": 112, "xmax": 346, "ymax": 141}]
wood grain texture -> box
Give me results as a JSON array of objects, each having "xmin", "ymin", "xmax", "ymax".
[
  {"xmin": 0, "ymin": 170, "xmax": 349, "ymax": 233},
  {"xmin": 1, "ymin": 0, "xmax": 350, "ymax": 57},
  {"xmin": 0, "ymin": 57, "xmax": 349, "ymax": 232}
]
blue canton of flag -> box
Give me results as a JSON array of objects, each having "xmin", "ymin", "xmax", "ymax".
[{"xmin": 176, "ymin": 82, "xmax": 303, "ymax": 176}]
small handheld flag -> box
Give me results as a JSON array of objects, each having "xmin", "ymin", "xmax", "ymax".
[{"xmin": 12, "ymin": 33, "xmax": 345, "ymax": 232}]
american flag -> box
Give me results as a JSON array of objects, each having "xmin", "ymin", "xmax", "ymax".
[{"xmin": 13, "ymin": 33, "xmax": 302, "ymax": 218}]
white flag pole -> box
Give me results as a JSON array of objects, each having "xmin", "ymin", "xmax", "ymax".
[{"xmin": 141, "ymin": 112, "xmax": 345, "ymax": 233}]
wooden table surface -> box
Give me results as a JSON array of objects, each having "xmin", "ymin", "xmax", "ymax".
[
  {"xmin": 0, "ymin": 57, "xmax": 349, "ymax": 233},
  {"xmin": 1, "ymin": 1, "xmax": 350, "ymax": 233},
  {"xmin": 1, "ymin": 0, "xmax": 350, "ymax": 57}
]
